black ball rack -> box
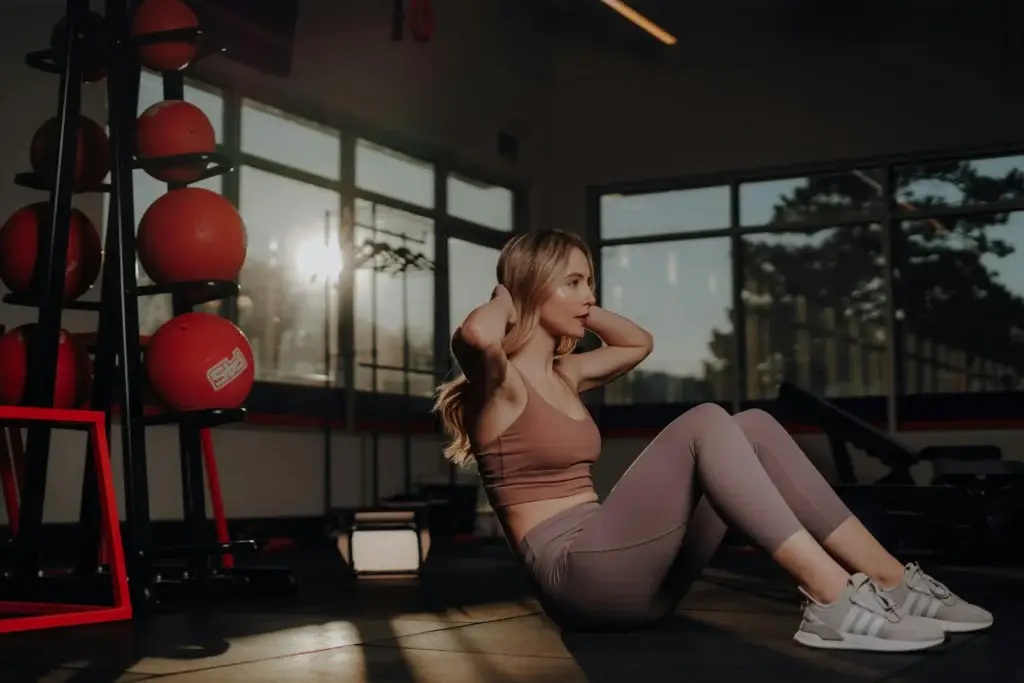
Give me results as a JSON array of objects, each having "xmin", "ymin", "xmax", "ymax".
[{"xmin": 0, "ymin": 0, "xmax": 297, "ymax": 610}]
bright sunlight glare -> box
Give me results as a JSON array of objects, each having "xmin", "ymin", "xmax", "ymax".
[{"xmin": 294, "ymin": 236, "xmax": 343, "ymax": 283}]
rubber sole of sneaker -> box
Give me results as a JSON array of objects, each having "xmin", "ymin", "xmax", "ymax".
[
  {"xmin": 930, "ymin": 618, "xmax": 994, "ymax": 633},
  {"xmin": 793, "ymin": 630, "xmax": 946, "ymax": 652}
]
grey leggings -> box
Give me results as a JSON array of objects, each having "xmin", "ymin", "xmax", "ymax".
[{"xmin": 519, "ymin": 404, "xmax": 853, "ymax": 629}]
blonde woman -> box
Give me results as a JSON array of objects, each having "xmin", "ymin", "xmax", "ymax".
[{"xmin": 434, "ymin": 229, "xmax": 991, "ymax": 651}]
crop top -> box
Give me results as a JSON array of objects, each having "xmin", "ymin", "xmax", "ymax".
[{"xmin": 473, "ymin": 371, "xmax": 601, "ymax": 508}]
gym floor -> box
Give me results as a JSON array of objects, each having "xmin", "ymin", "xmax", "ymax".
[{"xmin": 1, "ymin": 543, "xmax": 1020, "ymax": 683}]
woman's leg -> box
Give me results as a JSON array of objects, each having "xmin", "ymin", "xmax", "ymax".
[
  {"xmin": 654, "ymin": 408, "xmax": 868, "ymax": 612},
  {"xmin": 730, "ymin": 409, "xmax": 904, "ymax": 587},
  {"xmin": 562, "ymin": 403, "xmax": 849, "ymax": 622},
  {"xmin": 731, "ymin": 409, "xmax": 992, "ymax": 634},
  {"xmin": 552, "ymin": 404, "xmax": 945, "ymax": 651}
]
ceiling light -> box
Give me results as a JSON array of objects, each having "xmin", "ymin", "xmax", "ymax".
[{"xmin": 600, "ymin": 0, "xmax": 678, "ymax": 45}]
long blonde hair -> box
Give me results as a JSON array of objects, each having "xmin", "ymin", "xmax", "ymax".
[{"xmin": 433, "ymin": 229, "xmax": 595, "ymax": 466}]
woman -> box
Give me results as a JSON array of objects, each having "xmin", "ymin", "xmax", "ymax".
[{"xmin": 433, "ymin": 229, "xmax": 992, "ymax": 652}]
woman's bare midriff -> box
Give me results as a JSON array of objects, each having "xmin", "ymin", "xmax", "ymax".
[{"xmin": 500, "ymin": 490, "xmax": 599, "ymax": 548}]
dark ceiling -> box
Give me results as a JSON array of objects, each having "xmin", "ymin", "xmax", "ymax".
[
  {"xmin": 514, "ymin": 0, "xmax": 1008, "ymax": 64},
  {"xmin": 517, "ymin": 0, "xmax": 681, "ymax": 56}
]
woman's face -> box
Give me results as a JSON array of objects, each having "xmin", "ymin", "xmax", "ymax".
[{"xmin": 536, "ymin": 247, "xmax": 596, "ymax": 340}]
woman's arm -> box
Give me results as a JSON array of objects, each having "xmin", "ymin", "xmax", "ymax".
[
  {"xmin": 558, "ymin": 306, "xmax": 653, "ymax": 393},
  {"xmin": 452, "ymin": 285, "xmax": 517, "ymax": 392}
]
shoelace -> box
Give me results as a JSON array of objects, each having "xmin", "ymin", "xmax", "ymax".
[
  {"xmin": 905, "ymin": 563, "xmax": 953, "ymax": 601},
  {"xmin": 798, "ymin": 576, "xmax": 899, "ymax": 620},
  {"xmin": 850, "ymin": 575, "xmax": 900, "ymax": 619}
]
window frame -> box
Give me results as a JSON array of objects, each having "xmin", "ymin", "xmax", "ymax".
[{"xmin": 589, "ymin": 143, "xmax": 1024, "ymax": 432}]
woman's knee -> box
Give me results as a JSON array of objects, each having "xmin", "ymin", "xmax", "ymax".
[
  {"xmin": 733, "ymin": 409, "xmax": 816, "ymax": 471},
  {"xmin": 652, "ymin": 404, "xmax": 737, "ymax": 458},
  {"xmin": 732, "ymin": 408, "xmax": 783, "ymax": 435},
  {"xmin": 659, "ymin": 403, "xmax": 733, "ymax": 440},
  {"xmin": 680, "ymin": 402, "xmax": 732, "ymax": 424}
]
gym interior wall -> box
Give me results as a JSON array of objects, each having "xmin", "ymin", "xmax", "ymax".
[
  {"xmin": 0, "ymin": 0, "xmax": 533, "ymax": 527},
  {"xmin": 8, "ymin": 0, "xmax": 1024, "ymax": 527}
]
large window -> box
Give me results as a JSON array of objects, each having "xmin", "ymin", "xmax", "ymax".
[
  {"xmin": 602, "ymin": 239, "xmax": 734, "ymax": 403},
  {"xmin": 446, "ymin": 238, "xmax": 502, "ymax": 378},
  {"xmin": 237, "ymin": 167, "xmax": 340, "ymax": 385},
  {"xmin": 102, "ymin": 70, "xmax": 523, "ymax": 403},
  {"xmin": 231, "ymin": 112, "xmax": 518, "ymax": 396},
  {"xmin": 356, "ymin": 140, "xmax": 434, "ymax": 208},
  {"xmin": 448, "ymin": 239, "xmax": 502, "ymax": 337},
  {"xmin": 353, "ymin": 200, "xmax": 435, "ymax": 397},
  {"xmin": 235, "ymin": 99, "xmax": 344, "ymax": 386},
  {"xmin": 600, "ymin": 187, "xmax": 730, "ymax": 240},
  {"xmin": 895, "ymin": 156, "xmax": 1024, "ymax": 210},
  {"xmin": 349, "ymin": 139, "xmax": 438, "ymax": 397},
  {"xmin": 596, "ymin": 150, "xmax": 1024, "ymax": 409},
  {"xmin": 241, "ymin": 100, "xmax": 341, "ymax": 180},
  {"xmin": 895, "ymin": 156, "xmax": 1024, "ymax": 395},
  {"xmin": 447, "ymin": 174, "xmax": 514, "ymax": 232},
  {"xmin": 742, "ymin": 226, "xmax": 888, "ymax": 399},
  {"xmin": 739, "ymin": 170, "xmax": 884, "ymax": 226},
  {"xmin": 596, "ymin": 186, "xmax": 734, "ymax": 403}
]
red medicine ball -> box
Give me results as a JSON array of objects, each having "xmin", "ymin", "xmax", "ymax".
[
  {"xmin": 0, "ymin": 204, "xmax": 102, "ymax": 301},
  {"xmin": 29, "ymin": 116, "xmax": 110, "ymax": 192},
  {"xmin": 0, "ymin": 326, "xmax": 92, "ymax": 409},
  {"xmin": 145, "ymin": 313, "xmax": 255, "ymax": 412},
  {"xmin": 136, "ymin": 100, "xmax": 216, "ymax": 183},
  {"xmin": 130, "ymin": 0, "xmax": 200, "ymax": 72},
  {"xmin": 137, "ymin": 187, "xmax": 247, "ymax": 285}
]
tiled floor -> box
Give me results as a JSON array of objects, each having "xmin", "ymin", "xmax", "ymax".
[{"xmin": 1, "ymin": 546, "xmax": 1019, "ymax": 682}]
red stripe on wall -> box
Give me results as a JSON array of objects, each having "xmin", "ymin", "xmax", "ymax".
[{"xmin": 227, "ymin": 413, "xmax": 1024, "ymax": 436}]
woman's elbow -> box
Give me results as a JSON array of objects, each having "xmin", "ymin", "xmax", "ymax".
[
  {"xmin": 455, "ymin": 321, "xmax": 502, "ymax": 352},
  {"xmin": 640, "ymin": 330, "xmax": 654, "ymax": 355}
]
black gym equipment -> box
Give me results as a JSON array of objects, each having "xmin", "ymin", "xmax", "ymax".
[
  {"xmin": 0, "ymin": 0, "xmax": 296, "ymax": 610},
  {"xmin": 776, "ymin": 381, "xmax": 1024, "ymax": 564}
]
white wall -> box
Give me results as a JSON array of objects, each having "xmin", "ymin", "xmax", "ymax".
[{"xmin": 5, "ymin": 424, "xmax": 449, "ymax": 524}]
